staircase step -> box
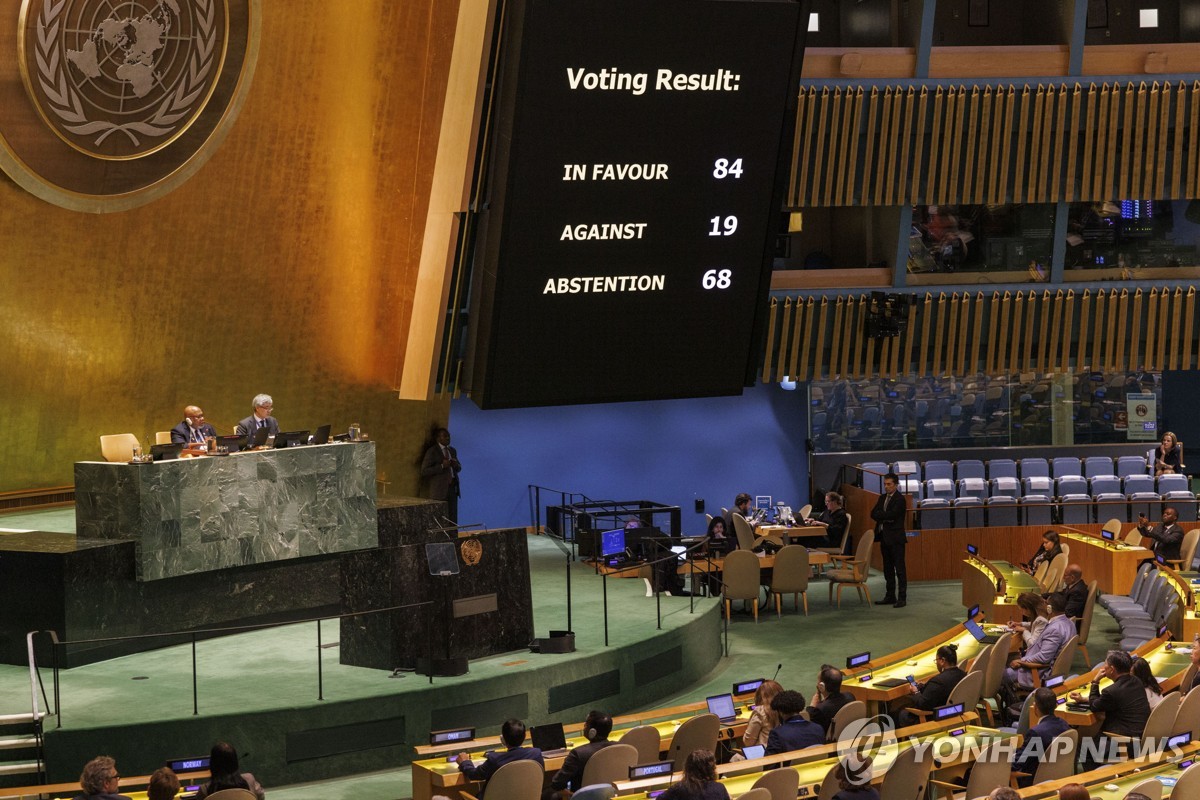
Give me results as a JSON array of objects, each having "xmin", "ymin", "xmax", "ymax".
[
  {"xmin": 0, "ymin": 739, "xmax": 37, "ymax": 751},
  {"xmin": 0, "ymin": 762, "xmax": 40, "ymax": 777},
  {"xmin": 0, "ymin": 715, "xmax": 43, "ymax": 726}
]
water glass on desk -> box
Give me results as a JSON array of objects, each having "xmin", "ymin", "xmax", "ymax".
[{"xmin": 348, "ymin": 422, "xmax": 361, "ymax": 441}]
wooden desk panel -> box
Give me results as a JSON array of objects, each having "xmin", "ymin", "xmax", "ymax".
[{"xmin": 1058, "ymin": 530, "xmax": 1151, "ymax": 596}]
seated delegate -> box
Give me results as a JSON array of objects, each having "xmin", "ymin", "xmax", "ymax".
[
  {"xmin": 456, "ymin": 718, "xmax": 544, "ymax": 791},
  {"xmin": 890, "ymin": 644, "xmax": 966, "ymax": 727},
  {"xmin": 547, "ymin": 710, "xmax": 612, "ymax": 799}
]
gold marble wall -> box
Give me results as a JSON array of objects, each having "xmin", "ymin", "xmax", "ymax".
[{"xmin": 0, "ymin": 1, "xmax": 460, "ymax": 493}]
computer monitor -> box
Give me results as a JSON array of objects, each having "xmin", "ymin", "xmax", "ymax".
[
  {"xmin": 216, "ymin": 435, "xmax": 247, "ymax": 453},
  {"xmin": 966, "ymin": 604, "xmax": 980, "ymax": 621},
  {"xmin": 755, "ymin": 495, "xmax": 772, "ymax": 509},
  {"xmin": 599, "ymin": 529, "xmax": 626, "ymax": 558},
  {"xmin": 966, "ymin": 543, "xmax": 978, "ymax": 556},
  {"xmin": 273, "ymin": 430, "xmax": 310, "ymax": 448},
  {"xmin": 1101, "ymin": 529, "xmax": 1115, "ymax": 541},
  {"xmin": 705, "ymin": 693, "xmax": 736, "ymax": 722},
  {"xmin": 312, "ymin": 424, "xmax": 332, "ymax": 445},
  {"xmin": 150, "ymin": 443, "xmax": 183, "ymax": 461}
]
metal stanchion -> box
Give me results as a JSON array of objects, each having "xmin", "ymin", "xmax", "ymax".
[{"xmin": 317, "ymin": 619, "xmax": 324, "ymax": 701}]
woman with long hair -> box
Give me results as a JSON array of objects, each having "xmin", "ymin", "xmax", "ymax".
[
  {"xmin": 741, "ymin": 679, "xmax": 783, "ymax": 748},
  {"xmin": 1155, "ymin": 431, "xmax": 1182, "ymax": 476},
  {"xmin": 1007, "ymin": 592, "xmax": 1049, "ymax": 649},
  {"xmin": 1023, "ymin": 531, "xmax": 1063, "ymax": 574}
]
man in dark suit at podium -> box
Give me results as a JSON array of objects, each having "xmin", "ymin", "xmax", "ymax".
[
  {"xmin": 422, "ymin": 427, "xmax": 462, "ymax": 522},
  {"xmin": 235, "ymin": 394, "xmax": 280, "ymax": 439},
  {"xmin": 170, "ymin": 405, "xmax": 217, "ymax": 445},
  {"xmin": 871, "ymin": 473, "xmax": 909, "ymax": 608}
]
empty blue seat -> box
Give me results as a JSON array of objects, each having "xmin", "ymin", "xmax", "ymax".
[
  {"xmin": 899, "ymin": 477, "xmax": 923, "ymax": 501},
  {"xmin": 986, "ymin": 496, "xmax": 1018, "ymax": 526},
  {"xmin": 957, "ymin": 478, "xmax": 988, "ymax": 500},
  {"xmin": 1159, "ymin": 474, "xmax": 1190, "ymax": 494},
  {"xmin": 953, "ymin": 497, "xmax": 984, "ymax": 527},
  {"xmin": 924, "ymin": 479, "xmax": 955, "ymax": 501},
  {"xmin": 1090, "ymin": 475, "xmax": 1122, "ymax": 496},
  {"xmin": 1020, "ymin": 496, "xmax": 1053, "ymax": 525},
  {"xmin": 1124, "ymin": 475, "xmax": 1155, "ymax": 496},
  {"xmin": 1117, "ymin": 456, "xmax": 1149, "ymax": 478},
  {"xmin": 1093, "ymin": 493, "xmax": 1127, "ymax": 522},
  {"xmin": 924, "ymin": 460, "xmax": 954, "ymax": 481},
  {"xmin": 989, "ymin": 459, "xmax": 1018, "ymax": 479},
  {"xmin": 1061, "ymin": 495, "xmax": 1092, "ymax": 524},
  {"xmin": 1129, "ymin": 492, "xmax": 1161, "ymax": 521},
  {"xmin": 919, "ymin": 498, "xmax": 952, "ymax": 529},
  {"xmin": 1051, "ymin": 457, "xmax": 1082, "ymax": 479},
  {"xmin": 1023, "ymin": 476, "xmax": 1053, "ymax": 497},
  {"xmin": 1056, "ymin": 476, "xmax": 1088, "ymax": 497},
  {"xmin": 893, "ymin": 460, "xmax": 921, "ymax": 480},
  {"xmin": 1020, "ymin": 458, "xmax": 1050, "ymax": 479},
  {"xmin": 861, "ymin": 462, "xmax": 888, "ymax": 493},
  {"xmin": 956, "ymin": 459, "xmax": 986, "ymax": 481},
  {"xmin": 1084, "ymin": 456, "xmax": 1115, "ymax": 479},
  {"xmin": 991, "ymin": 477, "xmax": 1021, "ymax": 499},
  {"xmin": 1164, "ymin": 491, "xmax": 1198, "ymax": 522}
]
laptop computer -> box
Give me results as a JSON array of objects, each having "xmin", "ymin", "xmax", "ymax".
[
  {"xmin": 742, "ymin": 744, "xmax": 765, "ymax": 760},
  {"xmin": 874, "ymin": 677, "xmax": 910, "ymax": 688},
  {"xmin": 249, "ymin": 426, "xmax": 270, "ymax": 447},
  {"xmin": 312, "ymin": 424, "xmax": 332, "ymax": 445},
  {"xmin": 964, "ymin": 619, "xmax": 1000, "ymax": 644},
  {"xmin": 150, "ymin": 443, "xmax": 183, "ymax": 461},
  {"xmin": 529, "ymin": 722, "xmax": 568, "ymax": 756},
  {"xmin": 705, "ymin": 693, "xmax": 738, "ymax": 723}
]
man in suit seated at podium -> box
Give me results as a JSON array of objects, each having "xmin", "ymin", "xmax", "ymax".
[
  {"xmin": 456, "ymin": 718, "xmax": 544, "ymax": 793},
  {"xmin": 235, "ymin": 394, "xmax": 280, "ymax": 439},
  {"xmin": 547, "ymin": 710, "xmax": 613, "ymax": 799},
  {"xmin": 170, "ymin": 405, "xmax": 218, "ymax": 446}
]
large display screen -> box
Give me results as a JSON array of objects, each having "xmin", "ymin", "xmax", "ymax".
[{"xmin": 470, "ymin": 0, "xmax": 804, "ymax": 408}]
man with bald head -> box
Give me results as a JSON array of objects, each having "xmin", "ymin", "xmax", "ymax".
[
  {"xmin": 1058, "ymin": 563, "xmax": 1087, "ymax": 622},
  {"xmin": 171, "ymin": 405, "xmax": 217, "ymax": 445}
]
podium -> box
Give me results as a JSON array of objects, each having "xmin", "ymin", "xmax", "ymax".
[{"xmin": 339, "ymin": 499, "xmax": 534, "ymax": 671}]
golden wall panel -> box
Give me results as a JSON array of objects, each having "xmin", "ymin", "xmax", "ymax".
[{"xmin": 0, "ymin": 1, "xmax": 460, "ymax": 492}]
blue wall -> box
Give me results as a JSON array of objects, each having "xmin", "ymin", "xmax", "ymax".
[{"xmin": 451, "ymin": 381, "xmax": 811, "ymax": 533}]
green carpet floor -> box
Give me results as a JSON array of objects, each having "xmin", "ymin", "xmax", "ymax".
[{"xmin": 0, "ymin": 507, "xmax": 1124, "ymax": 800}]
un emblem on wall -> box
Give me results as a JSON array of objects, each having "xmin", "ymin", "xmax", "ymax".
[
  {"xmin": 27, "ymin": 0, "xmax": 221, "ymax": 159},
  {"xmin": 1, "ymin": 0, "xmax": 258, "ymax": 210}
]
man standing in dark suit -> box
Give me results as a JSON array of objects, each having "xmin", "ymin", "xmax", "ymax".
[
  {"xmin": 421, "ymin": 428, "xmax": 462, "ymax": 522},
  {"xmin": 234, "ymin": 394, "xmax": 280, "ymax": 439},
  {"xmin": 456, "ymin": 718, "xmax": 544, "ymax": 793},
  {"xmin": 547, "ymin": 710, "xmax": 613, "ymax": 799},
  {"xmin": 170, "ymin": 405, "xmax": 217, "ymax": 445},
  {"xmin": 765, "ymin": 691, "xmax": 825, "ymax": 755},
  {"xmin": 1137, "ymin": 507, "xmax": 1184, "ymax": 562},
  {"xmin": 871, "ymin": 473, "xmax": 909, "ymax": 607}
]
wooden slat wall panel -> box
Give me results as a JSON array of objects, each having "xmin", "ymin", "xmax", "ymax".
[
  {"xmin": 788, "ymin": 80, "xmax": 1200, "ymax": 206},
  {"xmin": 759, "ymin": 288, "xmax": 1199, "ymax": 379}
]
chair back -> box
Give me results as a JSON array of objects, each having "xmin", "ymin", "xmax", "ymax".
[
  {"xmin": 852, "ymin": 529, "xmax": 875, "ymax": 580},
  {"xmin": 1126, "ymin": 528, "xmax": 1146, "ymax": 546},
  {"xmin": 1076, "ymin": 582, "xmax": 1098, "ymax": 649},
  {"xmin": 1141, "ymin": 691, "xmax": 1183, "ymax": 744},
  {"xmin": 734, "ymin": 788, "xmax": 771, "ymax": 800},
  {"xmin": 1049, "ymin": 634, "xmax": 1079, "ymax": 680},
  {"xmin": 154, "ymin": 430, "xmax": 173, "ymax": 445},
  {"xmin": 828, "ymin": 700, "xmax": 866, "ymax": 743},
  {"xmin": 963, "ymin": 742, "xmax": 1011, "ymax": 799},
  {"xmin": 723, "ymin": 550, "xmax": 762, "ymax": 603},
  {"xmin": 1012, "ymin": 690, "xmax": 1036, "ymax": 737},
  {"xmin": 732, "ymin": 513, "xmax": 758, "ymax": 551},
  {"xmin": 982, "ymin": 632, "xmax": 1013, "ymax": 701},
  {"xmin": 1031, "ymin": 560, "xmax": 1049, "ymax": 586},
  {"xmin": 770, "ymin": 545, "xmax": 809, "ymax": 594},
  {"xmin": 1041, "ymin": 552, "xmax": 1068, "ymax": 592},
  {"xmin": 750, "ymin": 766, "xmax": 799, "ymax": 800},
  {"xmin": 618, "ymin": 725, "xmax": 661, "ymax": 764},
  {"xmin": 948, "ymin": 670, "xmax": 984, "ymax": 712},
  {"xmin": 1169, "ymin": 756, "xmax": 1200, "ymax": 797},
  {"xmin": 1101, "ymin": 518, "xmax": 1122, "ymax": 537},
  {"xmin": 570, "ymin": 785, "xmax": 617, "ymax": 800},
  {"xmin": 1181, "ymin": 528, "xmax": 1200, "ymax": 567},
  {"xmin": 474, "ymin": 759, "xmax": 544, "ymax": 800},
  {"xmin": 968, "ymin": 641, "xmax": 991, "ymax": 679},
  {"xmin": 798, "ymin": 504, "xmax": 813, "ymax": 521},
  {"xmin": 815, "ymin": 762, "xmax": 842, "ymax": 800},
  {"xmin": 1123, "ymin": 777, "xmax": 1163, "ymax": 800},
  {"xmin": 99, "ymin": 432, "xmax": 140, "ymax": 462},
  {"xmin": 205, "ymin": 791, "xmax": 258, "ymax": 800},
  {"xmin": 668, "ymin": 713, "xmax": 720, "ymax": 770},
  {"xmin": 837, "ymin": 514, "xmax": 853, "ymax": 552},
  {"xmin": 879, "ymin": 743, "xmax": 932, "ymax": 800},
  {"xmin": 1031, "ymin": 729, "xmax": 1078, "ymax": 784},
  {"xmin": 579, "ymin": 743, "xmax": 637, "ymax": 788}
]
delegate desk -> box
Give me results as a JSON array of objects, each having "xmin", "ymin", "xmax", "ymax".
[
  {"xmin": 1058, "ymin": 528, "xmax": 1151, "ymax": 595},
  {"xmin": 842, "ymin": 619, "xmax": 1000, "ymax": 713},
  {"xmin": 1017, "ymin": 741, "xmax": 1200, "ymax": 798},
  {"xmin": 411, "ymin": 701, "xmax": 753, "ymax": 800},
  {"xmin": 1049, "ymin": 634, "xmax": 1192, "ymax": 728},
  {"xmin": 757, "ymin": 524, "xmax": 830, "ymax": 545},
  {"xmin": 961, "ymin": 556, "xmax": 1041, "ymax": 625},
  {"xmin": 74, "ymin": 442, "xmax": 378, "ymax": 580},
  {"xmin": 617, "ymin": 719, "xmax": 1015, "ymax": 799},
  {"xmin": 596, "ymin": 550, "xmax": 832, "ymax": 579}
]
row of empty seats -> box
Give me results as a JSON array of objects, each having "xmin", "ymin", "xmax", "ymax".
[
  {"xmin": 1100, "ymin": 564, "xmax": 1187, "ymax": 651},
  {"xmin": 916, "ymin": 495, "xmax": 1198, "ymax": 527},
  {"xmin": 861, "ymin": 455, "xmax": 1167, "ymax": 488},
  {"xmin": 913, "ymin": 474, "xmax": 1190, "ymax": 500}
]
